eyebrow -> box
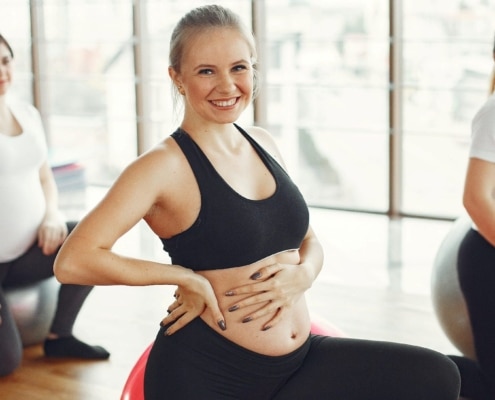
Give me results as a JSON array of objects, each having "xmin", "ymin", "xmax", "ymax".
[{"xmin": 193, "ymin": 59, "xmax": 250, "ymax": 71}]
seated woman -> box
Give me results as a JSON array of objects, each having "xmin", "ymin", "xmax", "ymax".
[
  {"xmin": 55, "ymin": 5, "xmax": 460, "ymax": 399},
  {"xmin": 0, "ymin": 34, "xmax": 109, "ymax": 377}
]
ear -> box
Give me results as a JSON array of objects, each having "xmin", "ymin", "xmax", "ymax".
[{"xmin": 168, "ymin": 66, "xmax": 181, "ymax": 87}]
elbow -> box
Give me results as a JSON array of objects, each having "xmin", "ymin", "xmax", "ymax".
[{"xmin": 53, "ymin": 251, "xmax": 77, "ymax": 284}]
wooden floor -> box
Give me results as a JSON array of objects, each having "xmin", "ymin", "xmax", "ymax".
[{"xmin": 0, "ymin": 196, "xmax": 462, "ymax": 399}]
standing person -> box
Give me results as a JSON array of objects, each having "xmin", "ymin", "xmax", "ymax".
[
  {"xmin": 447, "ymin": 36, "xmax": 495, "ymax": 400},
  {"xmin": 55, "ymin": 5, "xmax": 460, "ymax": 399},
  {"xmin": 0, "ymin": 34, "xmax": 110, "ymax": 377}
]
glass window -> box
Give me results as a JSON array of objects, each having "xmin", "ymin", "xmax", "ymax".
[
  {"xmin": 401, "ymin": 0, "xmax": 495, "ymax": 218},
  {"xmin": 35, "ymin": 0, "xmax": 136, "ymax": 188},
  {"xmin": 263, "ymin": 0, "xmax": 390, "ymax": 212}
]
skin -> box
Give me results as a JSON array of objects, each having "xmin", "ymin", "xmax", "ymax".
[
  {"xmin": 0, "ymin": 43, "xmax": 68, "ymax": 333},
  {"xmin": 463, "ymin": 51, "xmax": 495, "ymax": 247},
  {"xmin": 54, "ymin": 27, "xmax": 324, "ymax": 356}
]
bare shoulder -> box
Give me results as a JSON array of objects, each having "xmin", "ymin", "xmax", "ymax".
[{"xmin": 243, "ymin": 125, "xmax": 284, "ymax": 162}]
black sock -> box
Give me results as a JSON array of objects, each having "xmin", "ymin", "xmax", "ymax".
[{"xmin": 44, "ymin": 336, "xmax": 110, "ymax": 360}]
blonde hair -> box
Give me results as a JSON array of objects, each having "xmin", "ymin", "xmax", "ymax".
[{"xmin": 169, "ymin": 5, "xmax": 259, "ymax": 102}]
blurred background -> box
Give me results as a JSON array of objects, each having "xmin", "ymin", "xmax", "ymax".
[{"xmin": 2, "ymin": 0, "xmax": 494, "ymax": 221}]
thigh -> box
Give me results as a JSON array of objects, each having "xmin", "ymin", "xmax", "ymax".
[
  {"xmin": 273, "ymin": 335, "xmax": 460, "ymax": 400},
  {"xmin": 3, "ymin": 222, "xmax": 77, "ymax": 287},
  {"xmin": 457, "ymin": 229, "xmax": 495, "ymax": 379}
]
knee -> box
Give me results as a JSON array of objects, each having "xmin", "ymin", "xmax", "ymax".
[{"xmin": 423, "ymin": 351, "xmax": 461, "ymax": 399}]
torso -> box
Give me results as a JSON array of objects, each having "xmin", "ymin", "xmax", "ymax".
[{"xmin": 144, "ymin": 124, "xmax": 311, "ymax": 355}]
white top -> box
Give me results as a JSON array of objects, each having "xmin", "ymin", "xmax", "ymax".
[
  {"xmin": 470, "ymin": 92, "xmax": 495, "ymax": 162},
  {"xmin": 0, "ymin": 101, "xmax": 47, "ymax": 262}
]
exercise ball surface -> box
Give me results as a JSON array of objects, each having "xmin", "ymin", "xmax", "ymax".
[
  {"xmin": 6, "ymin": 277, "xmax": 58, "ymax": 347},
  {"xmin": 431, "ymin": 216, "xmax": 475, "ymax": 359}
]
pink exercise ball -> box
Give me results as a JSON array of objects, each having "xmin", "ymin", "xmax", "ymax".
[{"xmin": 431, "ymin": 216, "xmax": 475, "ymax": 360}]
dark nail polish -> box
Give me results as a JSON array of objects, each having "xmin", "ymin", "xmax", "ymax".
[
  {"xmin": 250, "ymin": 272, "xmax": 261, "ymax": 280},
  {"xmin": 218, "ymin": 320, "xmax": 226, "ymax": 331},
  {"xmin": 225, "ymin": 291, "xmax": 235, "ymax": 296},
  {"xmin": 262, "ymin": 325, "xmax": 271, "ymax": 331},
  {"xmin": 242, "ymin": 316, "xmax": 252, "ymax": 323},
  {"xmin": 160, "ymin": 320, "xmax": 165, "ymax": 327},
  {"xmin": 228, "ymin": 305, "xmax": 239, "ymax": 312}
]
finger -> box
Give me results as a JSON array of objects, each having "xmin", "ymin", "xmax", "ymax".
[
  {"xmin": 239, "ymin": 301, "xmax": 283, "ymax": 324},
  {"xmin": 206, "ymin": 304, "xmax": 226, "ymax": 331},
  {"xmin": 160, "ymin": 306, "xmax": 186, "ymax": 327},
  {"xmin": 249, "ymin": 263, "xmax": 283, "ymax": 281},
  {"xmin": 227, "ymin": 292, "xmax": 272, "ymax": 311},
  {"xmin": 164, "ymin": 311, "xmax": 196, "ymax": 335},
  {"xmin": 260, "ymin": 307, "xmax": 284, "ymax": 331},
  {"xmin": 225, "ymin": 282, "xmax": 267, "ymax": 297}
]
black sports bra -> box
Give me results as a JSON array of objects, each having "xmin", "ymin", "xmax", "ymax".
[{"xmin": 160, "ymin": 124, "xmax": 309, "ymax": 271}]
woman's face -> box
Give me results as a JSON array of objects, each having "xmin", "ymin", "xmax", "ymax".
[
  {"xmin": 171, "ymin": 27, "xmax": 254, "ymax": 127},
  {"xmin": 0, "ymin": 43, "xmax": 13, "ymax": 96}
]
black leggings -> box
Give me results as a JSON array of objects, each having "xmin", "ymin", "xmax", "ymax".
[
  {"xmin": 144, "ymin": 318, "xmax": 460, "ymax": 399},
  {"xmin": 448, "ymin": 228, "xmax": 495, "ymax": 400},
  {"xmin": 0, "ymin": 221, "xmax": 94, "ymax": 377}
]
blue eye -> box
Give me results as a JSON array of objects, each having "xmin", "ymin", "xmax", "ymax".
[
  {"xmin": 199, "ymin": 69, "xmax": 213, "ymax": 75},
  {"xmin": 233, "ymin": 65, "xmax": 248, "ymax": 72}
]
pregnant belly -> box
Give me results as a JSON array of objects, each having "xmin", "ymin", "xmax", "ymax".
[{"xmin": 197, "ymin": 250, "xmax": 311, "ymax": 356}]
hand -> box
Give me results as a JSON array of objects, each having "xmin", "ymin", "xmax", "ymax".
[
  {"xmin": 160, "ymin": 273, "xmax": 226, "ymax": 335},
  {"xmin": 37, "ymin": 214, "xmax": 68, "ymax": 255},
  {"xmin": 225, "ymin": 263, "xmax": 311, "ymax": 330}
]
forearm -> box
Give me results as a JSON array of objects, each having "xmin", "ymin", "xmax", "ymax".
[{"xmin": 54, "ymin": 236, "xmax": 195, "ymax": 287}]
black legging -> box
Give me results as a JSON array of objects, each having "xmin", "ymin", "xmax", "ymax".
[
  {"xmin": 448, "ymin": 228, "xmax": 495, "ymax": 400},
  {"xmin": 0, "ymin": 221, "xmax": 94, "ymax": 377},
  {"xmin": 145, "ymin": 318, "xmax": 460, "ymax": 399}
]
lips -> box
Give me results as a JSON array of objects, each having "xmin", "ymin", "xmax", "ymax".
[{"xmin": 210, "ymin": 98, "xmax": 237, "ymax": 107}]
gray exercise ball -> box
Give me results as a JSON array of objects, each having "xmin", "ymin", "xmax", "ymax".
[
  {"xmin": 431, "ymin": 216, "xmax": 475, "ymax": 360},
  {"xmin": 5, "ymin": 277, "xmax": 58, "ymax": 347}
]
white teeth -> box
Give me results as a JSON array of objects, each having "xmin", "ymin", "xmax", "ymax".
[{"xmin": 212, "ymin": 98, "xmax": 236, "ymax": 107}]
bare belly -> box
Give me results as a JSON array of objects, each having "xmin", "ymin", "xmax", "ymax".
[{"xmin": 196, "ymin": 250, "xmax": 311, "ymax": 356}]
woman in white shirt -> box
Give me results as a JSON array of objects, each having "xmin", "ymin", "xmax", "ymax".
[
  {"xmin": 447, "ymin": 36, "xmax": 495, "ymax": 400},
  {"xmin": 0, "ymin": 34, "xmax": 109, "ymax": 377}
]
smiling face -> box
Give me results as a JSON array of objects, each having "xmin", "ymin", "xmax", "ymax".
[
  {"xmin": 0, "ymin": 42, "xmax": 14, "ymax": 97},
  {"xmin": 170, "ymin": 27, "xmax": 254, "ymax": 128}
]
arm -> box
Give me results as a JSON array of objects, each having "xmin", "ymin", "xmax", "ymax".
[
  {"xmin": 463, "ymin": 157, "xmax": 495, "ymax": 246},
  {"xmin": 54, "ymin": 148, "xmax": 226, "ymax": 331},
  {"xmin": 37, "ymin": 161, "xmax": 68, "ymax": 255}
]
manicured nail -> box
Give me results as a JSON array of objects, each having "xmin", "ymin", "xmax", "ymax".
[
  {"xmin": 250, "ymin": 272, "xmax": 261, "ymax": 280},
  {"xmin": 262, "ymin": 325, "xmax": 271, "ymax": 331},
  {"xmin": 218, "ymin": 320, "xmax": 226, "ymax": 331},
  {"xmin": 228, "ymin": 305, "xmax": 239, "ymax": 312},
  {"xmin": 242, "ymin": 316, "xmax": 252, "ymax": 323},
  {"xmin": 160, "ymin": 320, "xmax": 165, "ymax": 327},
  {"xmin": 225, "ymin": 291, "xmax": 235, "ymax": 296}
]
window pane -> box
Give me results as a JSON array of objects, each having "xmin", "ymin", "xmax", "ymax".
[
  {"xmin": 264, "ymin": 0, "xmax": 390, "ymax": 212},
  {"xmin": 402, "ymin": 0, "xmax": 495, "ymax": 218},
  {"xmin": 36, "ymin": 0, "xmax": 136, "ymax": 188}
]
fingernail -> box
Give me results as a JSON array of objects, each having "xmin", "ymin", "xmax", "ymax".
[
  {"xmin": 160, "ymin": 320, "xmax": 165, "ymax": 327},
  {"xmin": 242, "ymin": 316, "xmax": 252, "ymax": 323},
  {"xmin": 262, "ymin": 325, "xmax": 271, "ymax": 331},
  {"xmin": 228, "ymin": 305, "xmax": 239, "ymax": 312},
  {"xmin": 166, "ymin": 309, "xmax": 171, "ymax": 314},
  {"xmin": 225, "ymin": 291, "xmax": 235, "ymax": 296},
  {"xmin": 218, "ymin": 320, "xmax": 226, "ymax": 331},
  {"xmin": 250, "ymin": 272, "xmax": 261, "ymax": 280}
]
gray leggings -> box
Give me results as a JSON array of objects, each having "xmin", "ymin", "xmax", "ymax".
[
  {"xmin": 0, "ymin": 221, "xmax": 93, "ymax": 376},
  {"xmin": 145, "ymin": 318, "xmax": 460, "ymax": 399}
]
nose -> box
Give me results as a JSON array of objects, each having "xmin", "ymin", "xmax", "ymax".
[{"xmin": 216, "ymin": 72, "xmax": 236, "ymax": 93}]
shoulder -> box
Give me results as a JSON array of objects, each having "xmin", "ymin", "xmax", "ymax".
[
  {"xmin": 242, "ymin": 125, "xmax": 284, "ymax": 163},
  {"xmin": 120, "ymin": 135, "xmax": 187, "ymax": 189}
]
